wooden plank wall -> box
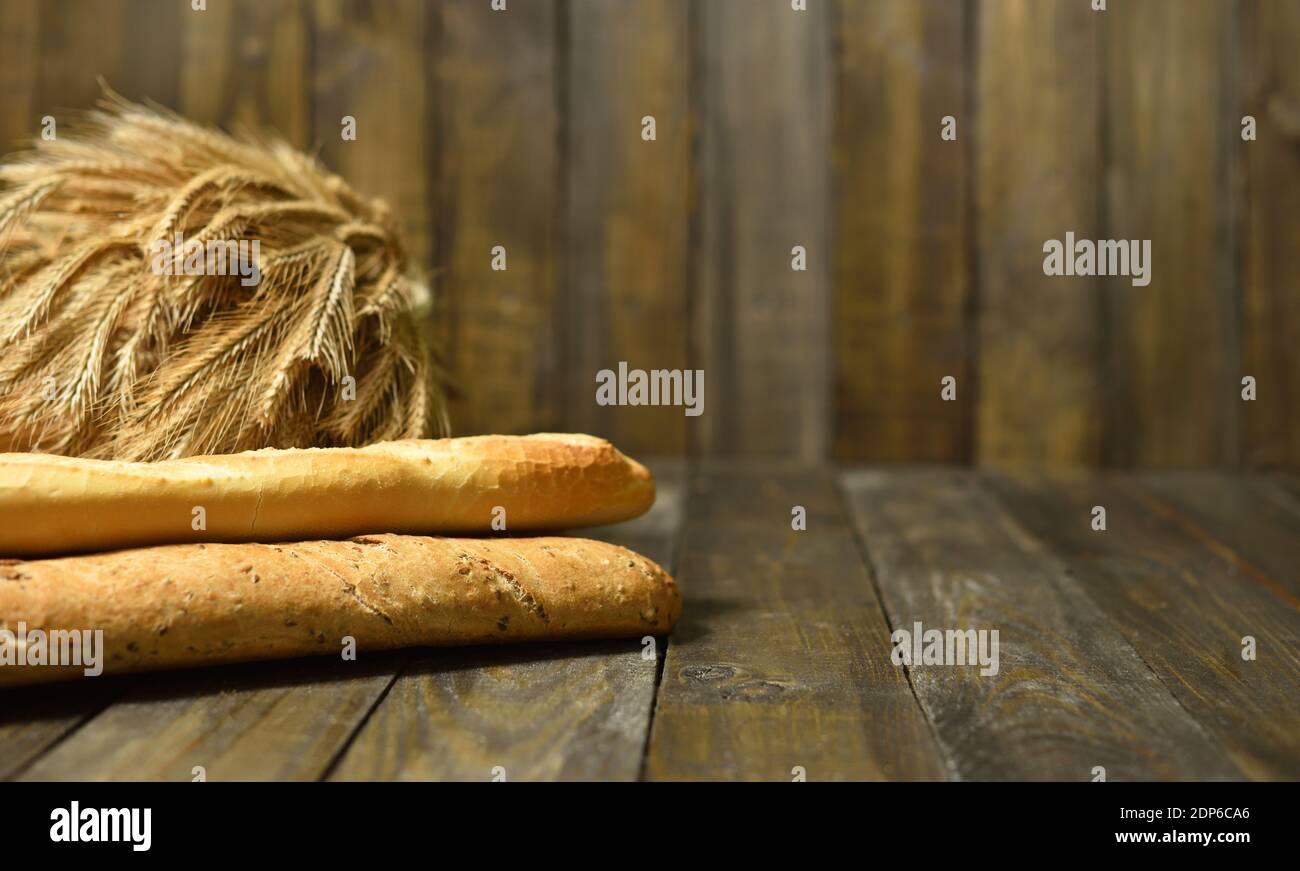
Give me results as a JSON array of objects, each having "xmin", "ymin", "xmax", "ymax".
[
  {"xmin": 1239, "ymin": 0, "xmax": 1300, "ymax": 469},
  {"xmin": 0, "ymin": 0, "xmax": 1295, "ymax": 469},
  {"xmin": 975, "ymin": 0, "xmax": 1103, "ymax": 467},
  {"xmin": 833, "ymin": 0, "xmax": 970, "ymax": 464}
]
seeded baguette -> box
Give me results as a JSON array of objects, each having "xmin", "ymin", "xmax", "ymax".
[
  {"xmin": 0, "ymin": 533, "xmax": 681, "ymax": 687},
  {"xmin": 0, "ymin": 433, "xmax": 654, "ymax": 557}
]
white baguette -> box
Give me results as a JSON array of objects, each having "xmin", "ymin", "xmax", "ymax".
[
  {"xmin": 0, "ymin": 534, "xmax": 682, "ymax": 686},
  {"xmin": 0, "ymin": 434, "xmax": 654, "ymax": 557}
]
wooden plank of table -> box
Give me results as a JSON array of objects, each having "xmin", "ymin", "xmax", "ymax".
[
  {"xmin": 1103, "ymin": 0, "xmax": 1236, "ymax": 466},
  {"xmin": 842, "ymin": 469, "xmax": 1239, "ymax": 781},
  {"xmin": 1269, "ymin": 475, "xmax": 1300, "ymax": 507},
  {"xmin": 988, "ymin": 472, "xmax": 1300, "ymax": 780},
  {"xmin": 692, "ymin": 0, "xmax": 830, "ymax": 460},
  {"xmin": 1239, "ymin": 0, "xmax": 1300, "ymax": 468},
  {"xmin": 1137, "ymin": 473, "xmax": 1300, "ymax": 598},
  {"xmin": 645, "ymin": 464, "xmax": 945, "ymax": 781},
  {"xmin": 832, "ymin": 0, "xmax": 971, "ymax": 464},
  {"xmin": 564, "ymin": 0, "xmax": 691, "ymax": 457},
  {"xmin": 18, "ymin": 654, "xmax": 404, "ymax": 782},
  {"xmin": 328, "ymin": 460, "xmax": 686, "ymax": 781},
  {"xmin": 433, "ymin": 0, "xmax": 562, "ymax": 437},
  {"xmin": 0, "ymin": 677, "xmax": 130, "ymax": 780},
  {"xmin": 975, "ymin": 0, "xmax": 1102, "ymax": 466}
]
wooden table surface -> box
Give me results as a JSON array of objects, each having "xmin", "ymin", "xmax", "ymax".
[{"xmin": 3, "ymin": 462, "xmax": 1297, "ymax": 781}]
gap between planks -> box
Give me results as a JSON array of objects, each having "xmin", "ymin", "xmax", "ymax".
[
  {"xmin": 644, "ymin": 461, "xmax": 946, "ymax": 781},
  {"xmin": 841, "ymin": 468, "xmax": 1243, "ymax": 781}
]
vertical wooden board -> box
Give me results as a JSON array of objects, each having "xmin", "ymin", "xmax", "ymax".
[
  {"xmin": 180, "ymin": 0, "xmax": 312, "ymax": 147},
  {"xmin": 842, "ymin": 469, "xmax": 1239, "ymax": 781},
  {"xmin": 565, "ymin": 0, "xmax": 691, "ymax": 456},
  {"xmin": 15, "ymin": 0, "xmax": 183, "ymax": 150},
  {"xmin": 832, "ymin": 0, "xmax": 970, "ymax": 463},
  {"xmin": 1239, "ymin": 0, "xmax": 1300, "ymax": 469},
  {"xmin": 434, "ymin": 0, "xmax": 561, "ymax": 437},
  {"xmin": 646, "ymin": 464, "xmax": 946, "ymax": 781},
  {"xmin": 18, "ymin": 656, "xmax": 402, "ymax": 781},
  {"xmin": 4, "ymin": 0, "xmax": 185, "ymax": 143},
  {"xmin": 693, "ymin": 0, "xmax": 830, "ymax": 460},
  {"xmin": 114, "ymin": 0, "xmax": 185, "ymax": 109},
  {"xmin": 0, "ymin": 0, "xmax": 39, "ymax": 154},
  {"xmin": 988, "ymin": 472, "xmax": 1300, "ymax": 780},
  {"xmin": 313, "ymin": 0, "xmax": 434, "ymax": 271},
  {"xmin": 975, "ymin": 0, "xmax": 1102, "ymax": 467},
  {"xmin": 34, "ymin": 0, "xmax": 126, "ymax": 114},
  {"xmin": 1104, "ymin": 0, "xmax": 1235, "ymax": 467},
  {"xmin": 329, "ymin": 462, "xmax": 684, "ymax": 781}
]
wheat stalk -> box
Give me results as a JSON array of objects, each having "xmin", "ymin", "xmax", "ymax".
[{"xmin": 0, "ymin": 90, "xmax": 450, "ymax": 460}]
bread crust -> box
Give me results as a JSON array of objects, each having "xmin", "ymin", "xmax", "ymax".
[
  {"xmin": 0, "ymin": 533, "xmax": 680, "ymax": 686},
  {"xmin": 0, "ymin": 433, "xmax": 655, "ymax": 557}
]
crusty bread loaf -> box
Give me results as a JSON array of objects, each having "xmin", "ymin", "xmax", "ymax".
[
  {"xmin": 0, "ymin": 534, "xmax": 680, "ymax": 686},
  {"xmin": 0, "ymin": 433, "xmax": 654, "ymax": 557}
]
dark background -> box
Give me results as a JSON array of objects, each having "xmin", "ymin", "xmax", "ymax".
[{"xmin": 1, "ymin": 0, "xmax": 1296, "ymax": 468}]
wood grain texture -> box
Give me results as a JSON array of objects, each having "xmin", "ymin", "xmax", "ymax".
[
  {"xmin": 3, "ymin": 0, "xmax": 182, "ymax": 161},
  {"xmin": 1270, "ymin": 474, "xmax": 1300, "ymax": 508},
  {"xmin": 180, "ymin": 0, "xmax": 312, "ymax": 147},
  {"xmin": 328, "ymin": 461, "xmax": 684, "ymax": 781},
  {"xmin": 434, "ymin": 0, "xmax": 561, "ymax": 437},
  {"xmin": 843, "ymin": 468, "xmax": 1238, "ymax": 781},
  {"xmin": 1136, "ymin": 473, "xmax": 1300, "ymax": 598},
  {"xmin": 114, "ymin": 0, "xmax": 185, "ymax": 109},
  {"xmin": 34, "ymin": 0, "xmax": 126, "ymax": 115},
  {"xmin": 313, "ymin": 0, "xmax": 434, "ymax": 270},
  {"xmin": 988, "ymin": 471, "xmax": 1300, "ymax": 780},
  {"xmin": 1103, "ymin": 0, "xmax": 1236, "ymax": 467},
  {"xmin": 1239, "ymin": 0, "xmax": 1300, "ymax": 469},
  {"xmin": 975, "ymin": 0, "xmax": 1102, "ymax": 467},
  {"xmin": 692, "ymin": 0, "xmax": 829, "ymax": 460},
  {"xmin": 0, "ymin": 678, "xmax": 126, "ymax": 780},
  {"xmin": 646, "ymin": 463, "xmax": 945, "ymax": 781},
  {"xmin": 0, "ymin": 0, "xmax": 39, "ymax": 155},
  {"xmin": 833, "ymin": 0, "xmax": 970, "ymax": 463},
  {"xmin": 564, "ymin": 0, "xmax": 692, "ymax": 456},
  {"xmin": 0, "ymin": 1, "xmax": 1285, "ymax": 468},
  {"xmin": 18, "ymin": 656, "xmax": 401, "ymax": 782},
  {"xmin": 7, "ymin": 465, "xmax": 1297, "ymax": 780}
]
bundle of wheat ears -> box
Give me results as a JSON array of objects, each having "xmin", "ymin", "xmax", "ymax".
[{"xmin": 0, "ymin": 92, "xmax": 449, "ymax": 461}]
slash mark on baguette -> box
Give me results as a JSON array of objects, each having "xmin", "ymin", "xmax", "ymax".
[
  {"xmin": 488, "ymin": 564, "xmax": 547, "ymax": 623},
  {"xmin": 342, "ymin": 582, "xmax": 394, "ymax": 625},
  {"xmin": 297, "ymin": 549, "xmax": 395, "ymax": 624}
]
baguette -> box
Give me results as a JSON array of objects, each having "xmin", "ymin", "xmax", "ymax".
[
  {"xmin": 0, "ymin": 534, "xmax": 681, "ymax": 687},
  {"xmin": 0, "ymin": 433, "xmax": 654, "ymax": 557}
]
